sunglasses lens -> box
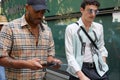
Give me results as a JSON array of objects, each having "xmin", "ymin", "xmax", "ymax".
[
  {"xmin": 89, "ymin": 9, "xmax": 93, "ymax": 14},
  {"xmin": 96, "ymin": 10, "xmax": 99, "ymax": 14},
  {"xmin": 88, "ymin": 9, "xmax": 99, "ymax": 15}
]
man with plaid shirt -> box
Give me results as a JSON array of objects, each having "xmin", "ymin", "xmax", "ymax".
[{"xmin": 0, "ymin": 0, "xmax": 61, "ymax": 80}]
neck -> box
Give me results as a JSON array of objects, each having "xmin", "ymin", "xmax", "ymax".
[
  {"xmin": 81, "ymin": 17, "xmax": 92, "ymax": 32},
  {"xmin": 82, "ymin": 18, "xmax": 92, "ymax": 28},
  {"xmin": 25, "ymin": 14, "xmax": 38, "ymax": 28}
]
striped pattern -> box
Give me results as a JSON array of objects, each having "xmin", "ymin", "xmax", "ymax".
[{"xmin": 0, "ymin": 15, "xmax": 55, "ymax": 80}]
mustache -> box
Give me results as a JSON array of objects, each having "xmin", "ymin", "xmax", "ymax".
[
  {"xmin": 28, "ymin": 11, "xmax": 42, "ymax": 21},
  {"xmin": 37, "ymin": 18, "xmax": 42, "ymax": 20}
]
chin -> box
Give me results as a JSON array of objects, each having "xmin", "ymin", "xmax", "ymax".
[
  {"xmin": 34, "ymin": 21, "xmax": 40, "ymax": 25},
  {"xmin": 88, "ymin": 19, "xmax": 94, "ymax": 22}
]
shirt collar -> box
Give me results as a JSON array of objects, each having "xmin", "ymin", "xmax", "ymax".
[
  {"xmin": 20, "ymin": 15, "xmax": 28, "ymax": 28},
  {"xmin": 20, "ymin": 15, "xmax": 44, "ymax": 30},
  {"xmin": 78, "ymin": 17, "xmax": 95, "ymax": 30},
  {"xmin": 78, "ymin": 18, "xmax": 84, "ymax": 27}
]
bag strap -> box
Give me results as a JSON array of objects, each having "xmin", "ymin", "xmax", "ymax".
[
  {"xmin": 80, "ymin": 26, "xmax": 98, "ymax": 50},
  {"xmin": 75, "ymin": 22, "xmax": 98, "ymax": 50}
]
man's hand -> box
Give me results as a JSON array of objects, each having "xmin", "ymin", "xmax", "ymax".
[
  {"xmin": 51, "ymin": 58, "xmax": 62, "ymax": 69},
  {"xmin": 52, "ymin": 58, "xmax": 62, "ymax": 65},
  {"xmin": 27, "ymin": 58, "xmax": 43, "ymax": 70},
  {"xmin": 76, "ymin": 71, "xmax": 90, "ymax": 80},
  {"xmin": 47, "ymin": 56, "xmax": 62, "ymax": 69}
]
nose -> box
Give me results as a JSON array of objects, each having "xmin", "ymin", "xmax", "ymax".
[
  {"xmin": 37, "ymin": 13, "xmax": 44, "ymax": 18},
  {"xmin": 38, "ymin": 10, "xmax": 45, "ymax": 16}
]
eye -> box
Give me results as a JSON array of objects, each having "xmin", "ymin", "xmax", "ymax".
[{"xmin": 35, "ymin": 10, "xmax": 46, "ymax": 14}]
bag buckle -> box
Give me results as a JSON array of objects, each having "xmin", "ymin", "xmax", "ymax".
[{"xmin": 89, "ymin": 63, "xmax": 94, "ymax": 68}]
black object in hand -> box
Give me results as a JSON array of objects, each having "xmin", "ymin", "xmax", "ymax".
[
  {"xmin": 42, "ymin": 62, "xmax": 55, "ymax": 68},
  {"xmin": 42, "ymin": 62, "xmax": 61, "ymax": 69}
]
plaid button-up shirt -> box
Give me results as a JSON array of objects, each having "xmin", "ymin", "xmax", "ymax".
[{"xmin": 0, "ymin": 15, "xmax": 55, "ymax": 80}]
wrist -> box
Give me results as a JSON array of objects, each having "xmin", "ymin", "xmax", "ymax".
[
  {"xmin": 47, "ymin": 56, "xmax": 54, "ymax": 63},
  {"xmin": 76, "ymin": 71, "xmax": 85, "ymax": 79}
]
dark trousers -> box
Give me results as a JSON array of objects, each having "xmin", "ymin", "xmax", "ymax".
[{"xmin": 69, "ymin": 62, "xmax": 109, "ymax": 80}]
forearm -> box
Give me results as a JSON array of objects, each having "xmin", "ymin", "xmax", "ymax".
[{"xmin": 0, "ymin": 57, "xmax": 29, "ymax": 69}]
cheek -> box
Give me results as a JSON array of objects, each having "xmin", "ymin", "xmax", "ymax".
[
  {"xmin": 37, "ymin": 14, "xmax": 44, "ymax": 18},
  {"xmin": 84, "ymin": 13, "xmax": 89, "ymax": 18},
  {"xmin": 83, "ymin": 11, "xmax": 88, "ymax": 16}
]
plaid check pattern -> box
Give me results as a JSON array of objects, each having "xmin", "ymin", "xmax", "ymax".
[{"xmin": 0, "ymin": 15, "xmax": 55, "ymax": 80}]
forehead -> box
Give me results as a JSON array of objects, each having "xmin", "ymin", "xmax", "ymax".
[{"xmin": 85, "ymin": 5, "xmax": 98, "ymax": 10}]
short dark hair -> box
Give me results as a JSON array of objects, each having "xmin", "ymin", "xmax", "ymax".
[{"xmin": 80, "ymin": 0, "xmax": 100, "ymax": 9}]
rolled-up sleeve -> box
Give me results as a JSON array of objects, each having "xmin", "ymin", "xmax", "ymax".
[{"xmin": 0, "ymin": 25, "xmax": 12, "ymax": 57}]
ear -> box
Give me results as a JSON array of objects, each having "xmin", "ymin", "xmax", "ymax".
[
  {"xmin": 80, "ymin": 8, "xmax": 84, "ymax": 13},
  {"xmin": 25, "ymin": 4, "xmax": 30, "ymax": 11},
  {"xmin": 25, "ymin": 4, "xmax": 31, "ymax": 14}
]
